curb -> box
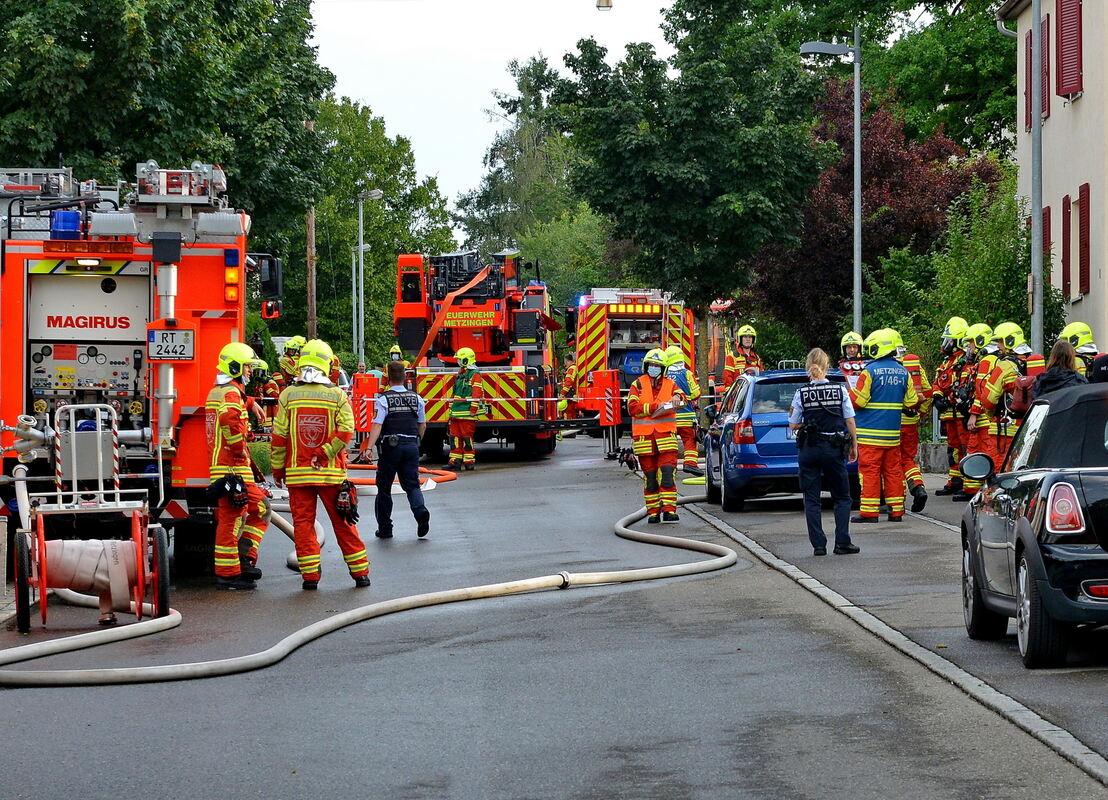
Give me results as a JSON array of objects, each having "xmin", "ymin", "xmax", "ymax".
[{"xmin": 686, "ymin": 503, "xmax": 1108, "ymax": 787}]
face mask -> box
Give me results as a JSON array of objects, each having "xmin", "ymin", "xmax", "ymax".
[
  {"xmin": 646, "ymin": 365, "xmax": 663, "ymax": 378},
  {"xmin": 390, "ymin": 354, "xmax": 400, "ymax": 360}
]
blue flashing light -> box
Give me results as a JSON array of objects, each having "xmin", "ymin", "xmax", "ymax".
[{"xmin": 224, "ymin": 249, "xmax": 240, "ymax": 266}]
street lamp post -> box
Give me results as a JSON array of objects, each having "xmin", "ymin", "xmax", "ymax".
[
  {"xmin": 1029, "ymin": 0, "xmax": 1044, "ymax": 354},
  {"xmin": 801, "ymin": 27, "xmax": 862, "ymax": 335},
  {"xmin": 356, "ymin": 189, "xmax": 384, "ymax": 367}
]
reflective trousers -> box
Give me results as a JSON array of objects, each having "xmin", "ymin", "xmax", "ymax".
[
  {"xmin": 288, "ymin": 484, "xmax": 370, "ymax": 581},
  {"xmin": 858, "ymin": 444, "xmax": 904, "ymax": 518},
  {"xmin": 962, "ymin": 425, "xmax": 999, "ymax": 495},
  {"xmin": 639, "ymin": 450, "xmax": 678, "ymax": 514},
  {"xmin": 941, "ymin": 420, "xmax": 966, "ymax": 487},
  {"xmin": 214, "ymin": 483, "xmax": 268, "ymax": 578},
  {"xmin": 677, "ymin": 425, "xmax": 698, "ymax": 468},
  {"xmin": 900, "ymin": 424, "xmax": 922, "ymax": 489},
  {"xmin": 448, "ymin": 418, "xmax": 476, "ymax": 465}
]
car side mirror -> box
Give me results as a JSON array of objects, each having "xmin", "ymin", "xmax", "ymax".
[
  {"xmin": 960, "ymin": 452, "xmax": 995, "ymax": 482},
  {"xmin": 704, "ymin": 404, "xmax": 719, "ymax": 421}
]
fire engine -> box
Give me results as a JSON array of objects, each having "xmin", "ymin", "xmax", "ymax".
[
  {"xmin": 0, "ymin": 161, "xmax": 282, "ymax": 572},
  {"xmin": 566, "ymin": 288, "xmax": 697, "ymax": 456},
  {"xmin": 390, "ymin": 249, "xmax": 563, "ymax": 457}
]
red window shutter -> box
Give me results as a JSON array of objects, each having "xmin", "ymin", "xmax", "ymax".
[
  {"xmin": 1025, "ymin": 32, "xmax": 1033, "ymax": 130},
  {"xmin": 1079, "ymin": 183, "xmax": 1091, "ymax": 295},
  {"xmin": 1043, "ymin": 205, "xmax": 1052, "ymax": 254},
  {"xmin": 1062, "ymin": 195, "xmax": 1071, "ymax": 297},
  {"xmin": 1057, "ymin": 0, "xmax": 1084, "ymax": 96},
  {"xmin": 1042, "ymin": 15, "xmax": 1051, "ymax": 119}
]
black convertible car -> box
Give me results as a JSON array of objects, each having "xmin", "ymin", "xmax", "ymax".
[{"xmin": 961, "ymin": 384, "xmax": 1108, "ymax": 668}]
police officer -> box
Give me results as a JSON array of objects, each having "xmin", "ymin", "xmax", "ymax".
[
  {"xmin": 789, "ymin": 348, "xmax": 859, "ymax": 556},
  {"xmin": 365, "ymin": 359, "xmax": 431, "ymax": 539}
]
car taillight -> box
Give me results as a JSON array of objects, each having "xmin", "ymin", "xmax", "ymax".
[
  {"xmin": 732, "ymin": 418, "xmax": 755, "ymax": 445},
  {"xmin": 1083, "ymin": 583, "xmax": 1108, "ymax": 599},
  {"xmin": 1046, "ymin": 482, "xmax": 1085, "ymax": 534}
]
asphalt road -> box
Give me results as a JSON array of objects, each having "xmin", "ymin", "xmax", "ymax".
[{"xmin": 0, "ymin": 437, "xmax": 1103, "ymax": 799}]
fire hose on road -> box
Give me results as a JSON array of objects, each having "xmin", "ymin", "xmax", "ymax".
[{"xmin": 0, "ymin": 494, "xmax": 735, "ymax": 686}]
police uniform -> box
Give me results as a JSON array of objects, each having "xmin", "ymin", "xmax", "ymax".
[
  {"xmin": 372, "ymin": 383, "xmax": 430, "ymax": 538},
  {"xmin": 789, "ymin": 380, "xmax": 855, "ymax": 552}
]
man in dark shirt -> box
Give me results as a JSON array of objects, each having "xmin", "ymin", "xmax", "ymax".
[
  {"xmin": 1088, "ymin": 353, "xmax": 1108, "ymax": 384},
  {"xmin": 366, "ymin": 360, "xmax": 430, "ymax": 539}
]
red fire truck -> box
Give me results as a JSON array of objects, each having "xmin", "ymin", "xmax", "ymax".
[
  {"xmin": 391, "ymin": 249, "xmax": 563, "ymax": 458},
  {"xmin": 0, "ymin": 161, "xmax": 282, "ymax": 572}
]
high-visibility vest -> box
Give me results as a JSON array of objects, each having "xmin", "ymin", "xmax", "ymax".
[
  {"xmin": 205, "ymin": 382, "xmax": 253, "ymax": 482},
  {"xmin": 271, "ymin": 382, "xmax": 354, "ymax": 486},
  {"xmin": 629, "ymin": 376, "xmax": 677, "ymax": 437}
]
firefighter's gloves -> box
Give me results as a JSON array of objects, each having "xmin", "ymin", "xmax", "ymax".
[{"xmin": 337, "ymin": 479, "xmax": 359, "ymax": 524}]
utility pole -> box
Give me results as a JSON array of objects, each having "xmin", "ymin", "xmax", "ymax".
[{"xmin": 305, "ymin": 119, "xmax": 318, "ymax": 339}]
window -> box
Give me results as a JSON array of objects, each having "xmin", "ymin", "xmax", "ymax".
[
  {"xmin": 751, "ymin": 380, "xmax": 804, "ymax": 416},
  {"xmin": 1062, "ymin": 194, "xmax": 1071, "ymax": 297},
  {"xmin": 724, "ymin": 378, "xmax": 750, "ymax": 415},
  {"xmin": 1079, "ymin": 183, "xmax": 1090, "ymax": 295},
  {"xmin": 1005, "ymin": 404, "xmax": 1049, "ymax": 472},
  {"xmin": 1057, "ymin": 0, "xmax": 1083, "ymax": 97}
]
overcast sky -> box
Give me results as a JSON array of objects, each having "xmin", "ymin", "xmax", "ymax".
[{"xmin": 311, "ymin": 0, "xmax": 675, "ymax": 213}]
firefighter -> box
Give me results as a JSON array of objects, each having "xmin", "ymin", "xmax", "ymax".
[
  {"xmin": 273, "ymin": 335, "xmax": 306, "ymax": 391},
  {"xmin": 271, "ymin": 338, "xmax": 371, "ymax": 590},
  {"xmin": 848, "ymin": 329, "xmax": 918, "ymax": 523},
  {"xmin": 388, "ymin": 344, "xmax": 410, "ymax": 369},
  {"xmin": 627, "ymin": 348, "xmax": 684, "ymax": 523},
  {"xmin": 205, "ymin": 342, "xmax": 269, "ymax": 590},
  {"xmin": 932, "ymin": 316, "xmax": 969, "ymax": 496},
  {"xmin": 971, "ymin": 322, "xmax": 1044, "ymax": 464},
  {"xmin": 447, "ymin": 346, "xmax": 483, "ymax": 470},
  {"xmin": 723, "ymin": 325, "xmax": 764, "ymax": 388},
  {"xmin": 838, "ymin": 331, "xmax": 866, "ymax": 389},
  {"xmin": 664, "ymin": 345, "xmax": 703, "ymax": 474},
  {"xmin": 954, "ymin": 323, "xmax": 998, "ymax": 501},
  {"xmin": 1059, "ymin": 321, "xmax": 1100, "ymax": 377},
  {"xmin": 891, "ymin": 330, "xmax": 932, "ymax": 513},
  {"xmin": 559, "ymin": 351, "xmax": 579, "ymax": 420},
  {"xmin": 245, "ymin": 358, "xmax": 280, "ymax": 424}
]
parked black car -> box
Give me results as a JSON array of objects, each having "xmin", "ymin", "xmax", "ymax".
[{"xmin": 961, "ymin": 384, "xmax": 1108, "ymax": 667}]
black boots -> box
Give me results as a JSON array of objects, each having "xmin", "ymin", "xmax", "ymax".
[{"xmin": 910, "ymin": 484, "xmax": 928, "ymax": 513}]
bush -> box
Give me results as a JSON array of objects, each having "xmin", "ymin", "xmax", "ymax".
[{"xmin": 249, "ymin": 441, "xmax": 272, "ymax": 477}]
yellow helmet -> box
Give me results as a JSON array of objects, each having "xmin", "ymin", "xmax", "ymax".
[
  {"xmin": 217, "ymin": 342, "xmax": 257, "ymax": 379},
  {"xmin": 736, "ymin": 324, "xmax": 757, "ymax": 345},
  {"xmin": 389, "ymin": 344, "xmax": 404, "ymax": 360},
  {"xmin": 992, "ymin": 322, "xmax": 1026, "ymax": 350},
  {"xmin": 250, "ymin": 358, "xmax": 270, "ymax": 373},
  {"xmin": 298, "ymin": 339, "xmax": 334, "ymax": 374},
  {"xmin": 284, "ymin": 335, "xmax": 306, "ymax": 355},
  {"xmin": 1060, "ymin": 321, "xmax": 1095, "ymax": 351},
  {"xmin": 840, "ymin": 331, "xmax": 863, "ymax": 352},
  {"xmin": 864, "ymin": 329, "xmax": 897, "ymax": 360},
  {"xmin": 643, "ymin": 348, "xmax": 668, "ymax": 371},
  {"xmin": 942, "ymin": 316, "xmax": 968, "ymax": 341},
  {"xmin": 963, "ymin": 323, "xmax": 993, "ymax": 349},
  {"xmin": 664, "ymin": 345, "xmax": 684, "ymax": 367},
  {"xmin": 456, "ymin": 347, "xmax": 476, "ymax": 368}
]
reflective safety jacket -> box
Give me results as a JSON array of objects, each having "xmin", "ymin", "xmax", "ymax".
[
  {"xmin": 933, "ymin": 350, "xmax": 966, "ymax": 422},
  {"xmin": 273, "ymin": 355, "xmax": 298, "ymax": 392},
  {"xmin": 723, "ymin": 348, "xmax": 764, "ymax": 388},
  {"xmin": 1075, "ymin": 352, "xmax": 1102, "ymax": 378},
  {"xmin": 206, "ymin": 382, "xmax": 254, "ymax": 482},
  {"xmin": 246, "ymin": 377, "xmax": 280, "ymax": 421},
  {"xmin": 449, "ymin": 368, "xmax": 485, "ymax": 419},
  {"xmin": 560, "ymin": 364, "xmax": 578, "ymax": 398},
  {"xmin": 627, "ymin": 375, "xmax": 680, "ymax": 455},
  {"xmin": 848, "ymin": 356, "xmax": 918, "ymax": 448},
  {"xmin": 666, "ymin": 365, "xmax": 702, "ymax": 427},
  {"xmin": 271, "ymin": 383, "xmax": 354, "ymax": 486},
  {"xmin": 967, "ymin": 351, "xmax": 1001, "ymax": 434},
  {"xmin": 976, "ymin": 352, "xmax": 1045, "ymax": 432},
  {"xmin": 900, "ymin": 353, "xmax": 933, "ymax": 427}
]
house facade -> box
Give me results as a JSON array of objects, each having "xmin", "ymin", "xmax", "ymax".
[{"xmin": 1000, "ymin": 0, "xmax": 1106, "ymax": 338}]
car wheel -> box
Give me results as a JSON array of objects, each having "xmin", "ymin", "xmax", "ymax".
[
  {"xmin": 721, "ymin": 466, "xmax": 745, "ymax": 513},
  {"xmin": 962, "ymin": 541, "xmax": 1008, "ymax": 640},
  {"xmin": 1016, "ymin": 553, "xmax": 1069, "ymax": 668},
  {"xmin": 705, "ymin": 443, "xmax": 721, "ymax": 505}
]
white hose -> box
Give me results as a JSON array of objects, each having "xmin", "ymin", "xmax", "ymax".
[
  {"xmin": 0, "ymin": 494, "xmax": 733, "ymax": 686},
  {"xmin": 266, "ymin": 499, "xmax": 326, "ymax": 571}
]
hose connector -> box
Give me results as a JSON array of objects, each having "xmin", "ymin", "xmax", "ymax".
[{"xmin": 557, "ymin": 571, "xmax": 571, "ymax": 589}]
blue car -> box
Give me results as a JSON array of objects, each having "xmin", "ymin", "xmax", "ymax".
[{"xmin": 704, "ymin": 369, "xmax": 860, "ymax": 512}]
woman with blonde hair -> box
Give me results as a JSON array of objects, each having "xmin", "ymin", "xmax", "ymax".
[{"xmin": 788, "ymin": 348, "xmax": 860, "ymax": 556}]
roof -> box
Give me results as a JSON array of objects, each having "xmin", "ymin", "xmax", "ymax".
[
  {"xmin": 996, "ymin": 0, "xmax": 1030, "ymax": 21},
  {"xmin": 1041, "ymin": 383, "xmax": 1108, "ymax": 414}
]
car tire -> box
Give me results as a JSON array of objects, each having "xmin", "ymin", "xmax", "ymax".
[
  {"xmin": 14, "ymin": 529, "xmax": 32, "ymax": 634},
  {"xmin": 1016, "ymin": 553, "xmax": 1069, "ymax": 668},
  {"xmin": 705, "ymin": 443, "xmax": 721, "ymax": 505},
  {"xmin": 721, "ymin": 467, "xmax": 745, "ymax": 513},
  {"xmin": 962, "ymin": 541, "xmax": 1007, "ymax": 640}
]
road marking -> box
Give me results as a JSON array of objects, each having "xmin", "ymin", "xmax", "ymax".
[
  {"xmin": 686, "ymin": 503, "xmax": 1108, "ymax": 787},
  {"xmin": 908, "ymin": 510, "xmax": 960, "ymax": 532}
]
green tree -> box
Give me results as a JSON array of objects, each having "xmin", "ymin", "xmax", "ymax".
[{"xmin": 276, "ymin": 96, "xmax": 455, "ymax": 361}]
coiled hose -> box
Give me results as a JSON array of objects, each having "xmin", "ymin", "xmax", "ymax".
[{"xmin": 0, "ymin": 494, "xmax": 734, "ymax": 686}]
